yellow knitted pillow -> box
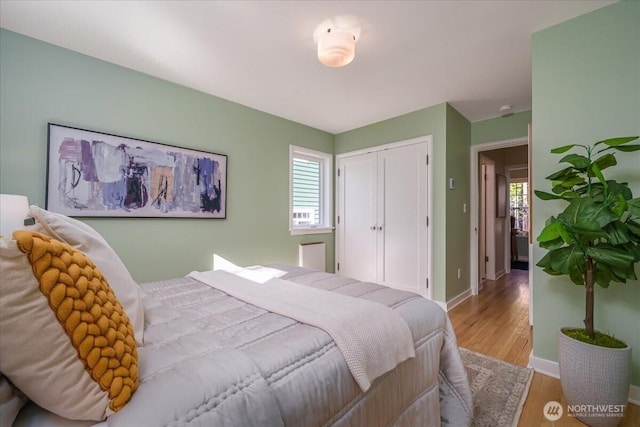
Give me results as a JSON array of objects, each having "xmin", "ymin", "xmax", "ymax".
[{"xmin": 0, "ymin": 231, "xmax": 138, "ymax": 420}]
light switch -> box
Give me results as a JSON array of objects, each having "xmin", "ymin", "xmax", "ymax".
[{"xmin": 449, "ymin": 178, "xmax": 455, "ymax": 190}]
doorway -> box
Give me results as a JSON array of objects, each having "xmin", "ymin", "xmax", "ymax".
[{"xmin": 470, "ymin": 137, "xmax": 532, "ymax": 323}]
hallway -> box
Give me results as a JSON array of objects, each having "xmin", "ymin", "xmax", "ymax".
[{"xmin": 449, "ymin": 270, "xmax": 639, "ymax": 426}]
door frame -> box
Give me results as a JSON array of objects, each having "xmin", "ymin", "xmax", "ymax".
[
  {"xmin": 505, "ymin": 163, "xmax": 529, "ymax": 265},
  {"xmin": 479, "ymin": 157, "xmax": 496, "ymax": 281},
  {"xmin": 469, "ymin": 137, "xmax": 528, "ymax": 296},
  {"xmin": 336, "ymin": 134, "xmax": 433, "ymax": 300}
]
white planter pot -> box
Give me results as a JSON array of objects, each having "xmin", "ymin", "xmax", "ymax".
[{"xmin": 558, "ymin": 327, "xmax": 631, "ymax": 427}]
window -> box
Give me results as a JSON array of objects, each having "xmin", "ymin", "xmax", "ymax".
[
  {"xmin": 509, "ymin": 180, "xmax": 529, "ymax": 232},
  {"xmin": 289, "ymin": 145, "xmax": 333, "ymax": 235}
]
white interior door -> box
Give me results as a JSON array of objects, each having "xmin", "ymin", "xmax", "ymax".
[
  {"xmin": 337, "ymin": 153, "xmax": 377, "ymax": 282},
  {"xmin": 377, "ymin": 143, "xmax": 428, "ymax": 295}
]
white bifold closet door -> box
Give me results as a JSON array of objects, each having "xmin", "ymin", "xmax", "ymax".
[{"xmin": 337, "ymin": 140, "xmax": 430, "ymax": 298}]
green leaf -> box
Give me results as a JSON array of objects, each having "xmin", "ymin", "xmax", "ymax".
[
  {"xmin": 593, "ymin": 153, "xmax": 617, "ymax": 171},
  {"xmin": 606, "ymin": 181, "xmax": 633, "ymax": 202},
  {"xmin": 536, "ymin": 252, "xmax": 552, "ymax": 269},
  {"xmin": 536, "ymin": 252, "xmax": 564, "ymax": 276},
  {"xmin": 611, "ymin": 194, "xmax": 627, "ymax": 217},
  {"xmin": 612, "ymin": 145, "xmax": 640, "ymax": 152},
  {"xmin": 623, "ymin": 266, "xmax": 638, "ymax": 281},
  {"xmin": 540, "ymin": 237, "xmax": 566, "ymax": 250},
  {"xmin": 594, "ymin": 265, "xmax": 613, "ymax": 288},
  {"xmin": 573, "ymin": 185, "xmax": 590, "ymax": 196},
  {"xmin": 628, "ymin": 198, "xmax": 640, "ymax": 217},
  {"xmin": 545, "ymin": 167, "xmax": 575, "ymax": 181},
  {"xmin": 611, "ymin": 264, "xmax": 637, "ymax": 282},
  {"xmin": 611, "ymin": 269, "xmax": 628, "ymax": 283},
  {"xmin": 538, "ymin": 220, "xmax": 570, "ymax": 243},
  {"xmin": 550, "ymin": 246, "xmax": 585, "ymax": 275},
  {"xmin": 558, "ymin": 198, "xmax": 619, "ymax": 231},
  {"xmin": 536, "ymin": 221, "xmax": 563, "ymax": 242},
  {"xmin": 585, "ymin": 245, "xmax": 635, "ymax": 269},
  {"xmin": 560, "ymin": 154, "xmax": 591, "ymax": 169},
  {"xmin": 553, "ymin": 176, "xmax": 586, "ymax": 189},
  {"xmin": 620, "ymin": 242, "xmax": 640, "ymax": 262},
  {"xmin": 569, "ymin": 267, "xmax": 584, "ymax": 286},
  {"xmin": 551, "ymin": 187, "xmax": 579, "ymax": 199},
  {"xmin": 583, "ymin": 183, "xmax": 606, "ymax": 199},
  {"xmin": 566, "ymin": 227, "xmax": 608, "ymax": 242},
  {"xmin": 597, "ymin": 136, "xmax": 639, "ymax": 147},
  {"xmin": 537, "ymin": 224, "xmax": 558, "ymax": 242},
  {"xmin": 603, "ymin": 222, "xmax": 631, "ymax": 245},
  {"xmin": 627, "ymin": 220, "xmax": 640, "ymax": 239},
  {"xmin": 551, "ymin": 144, "xmax": 577, "ymax": 154},
  {"xmin": 535, "ymin": 190, "xmax": 570, "ymax": 201},
  {"xmin": 536, "ymin": 253, "xmax": 564, "ymax": 276},
  {"xmin": 558, "ymin": 198, "xmax": 618, "ymax": 231},
  {"xmin": 588, "ymin": 162, "xmax": 607, "ymax": 187}
]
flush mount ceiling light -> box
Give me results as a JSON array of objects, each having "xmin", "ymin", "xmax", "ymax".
[{"xmin": 314, "ymin": 16, "xmax": 361, "ymax": 68}]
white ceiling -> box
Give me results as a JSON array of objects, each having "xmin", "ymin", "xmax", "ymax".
[{"xmin": 0, "ymin": 0, "xmax": 614, "ymax": 134}]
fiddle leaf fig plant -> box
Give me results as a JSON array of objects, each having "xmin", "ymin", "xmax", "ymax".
[{"xmin": 536, "ymin": 136, "xmax": 640, "ymax": 345}]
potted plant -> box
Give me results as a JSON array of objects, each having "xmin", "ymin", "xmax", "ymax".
[{"xmin": 536, "ymin": 136, "xmax": 640, "ymax": 427}]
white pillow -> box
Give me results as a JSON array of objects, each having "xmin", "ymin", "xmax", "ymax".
[{"xmin": 27, "ymin": 206, "xmax": 143, "ymax": 345}]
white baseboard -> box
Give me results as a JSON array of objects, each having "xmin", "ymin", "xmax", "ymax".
[
  {"xmin": 529, "ymin": 353, "xmax": 640, "ymax": 405},
  {"xmin": 632, "ymin": 387, "xmax": 640, "ymax": 407},
  {"xmin": 446, "ymin": 288, "xmax": 472, "ymax": 311},
  {"xmin": 528, "ymin": 354, "xmax": 560, "ymax": 378},
  {"xmin": 433, "ymin": 288, "xmax": 472, "ymax": 312}
]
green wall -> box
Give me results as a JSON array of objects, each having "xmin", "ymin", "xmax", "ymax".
[
  {"xmin": 335, "ymin": 103, "xmax": 471, "ymax": 303},
  {"xmin": 0, "ymin": 29, "xmax": 335, "ymax": 282},
  {"xmin": 471, "ymin": 110, "xmax": 532, "ymax": 146},
  {"xmin": 445, "ymin": 105, "xmax": 471, "ymax": 300},
  {"xmin": 532, "ymin": 1, "xmax": 640, "ymax": 385}
]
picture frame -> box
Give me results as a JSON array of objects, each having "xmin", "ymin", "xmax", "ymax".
[
  {"xmin": 46, "ymin": 123, "xmax": 227, "ymax": 218},
  {"xmin": 496, "ymin": 174, "xmax": 507, "ymax": 218}
]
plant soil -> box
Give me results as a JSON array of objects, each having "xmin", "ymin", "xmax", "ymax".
[{"xmin": 564, "ymin": 328, "xmax": 627, "ymax": 348}]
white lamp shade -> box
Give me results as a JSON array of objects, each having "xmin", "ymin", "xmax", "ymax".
[
  {"xmin": 0, "ymin": 194, "xmax": 30, "ymax": 237},
  {"xmin": 317, "ymin": 28, "xmax": 356, "ymax": 67}
]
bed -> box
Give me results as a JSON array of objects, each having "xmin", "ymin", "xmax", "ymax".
[{"xmin": 0, "ymin": 207, "xmax": 472, "ymax": 427}]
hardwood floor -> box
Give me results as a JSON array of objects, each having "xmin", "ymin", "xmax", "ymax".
[{"xmin": 449, "ymin": 269, "xmax": 640, "ymax": 426}]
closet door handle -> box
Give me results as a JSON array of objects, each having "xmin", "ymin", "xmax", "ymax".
[
  {"xmin": 377, "ymin": 226, "xmax": 383, "ymax": 231},
  {"xmin": 370, "ymin": 226, "xmax": 376, "ymax": 231}
]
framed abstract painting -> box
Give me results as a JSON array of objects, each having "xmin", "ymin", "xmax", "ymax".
[{"xmin": 46, "ymin": 123, "xmax": 227, "ymax": 218}]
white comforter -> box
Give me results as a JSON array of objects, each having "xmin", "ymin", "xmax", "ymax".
[{"xmin": 188, "ymin": 270, "xmax": 415, "ymax": 392}]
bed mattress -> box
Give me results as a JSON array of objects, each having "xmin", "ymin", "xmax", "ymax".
[{"xmin": 14, "ymin": 265, "xmax": 472, "ymax": 426}]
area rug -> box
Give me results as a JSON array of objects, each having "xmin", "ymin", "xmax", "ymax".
[
  {"xmin": 511, "ymin": 260, "xmax": 529, "ymax": 270},
  {"xmin": 460, "ymin": 348, "xmax": 534, "ymax": 427}
]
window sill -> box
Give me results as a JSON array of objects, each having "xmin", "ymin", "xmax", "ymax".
[{"xmin": 290, "ymin": 226, "xmax": 334, "ymax": 236}]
